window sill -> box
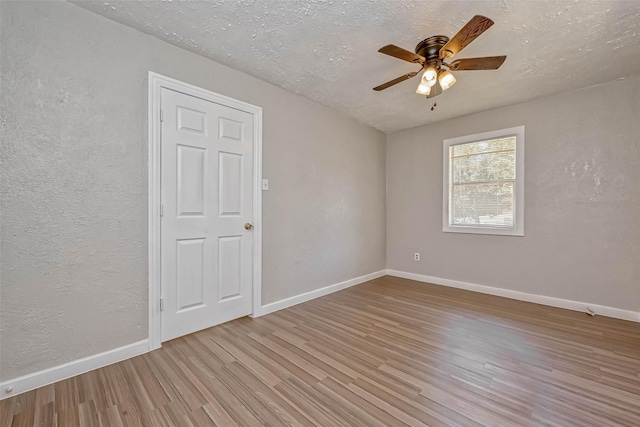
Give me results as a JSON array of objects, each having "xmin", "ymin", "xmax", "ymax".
[{"xmin": 442, "ymin": 226, "xmax": 524, "ymax": 236}]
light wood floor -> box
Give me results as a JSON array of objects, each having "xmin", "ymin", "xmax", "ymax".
[{"xmin": 2, "ymin": 275, "xmax": 640, "ymax": 426}]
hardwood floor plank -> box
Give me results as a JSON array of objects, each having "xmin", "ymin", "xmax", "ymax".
[
  {"xmin": 274, "ymin": 377, "xmax": 347, "ymax": 426},
  {"xmin": 179, "ymin": 361, "xmax": 263, "ymax": 426},
  {"xmin": 346, "ymin": 379, "xmax": 430, "ymax": 427},
  {"xmin": 32, "ymin": 401, "xmax": 56, "ymax": 427},
  {"xmin": 1, "ymin": 398, "xmax": 16, "ymax": 427},
  {"xmin": 267, "ymin": 333, "xmax": 355, "ymax": 384},
  {"xmin": 97, "ymin": 406, "xmax": 124, "ymax": 427},
  {"xmin": 209, "ymin": 334, "xmax": 282, "ymax": 387},
  {"xmin": 218, "ymin": 362, "xmax": 300, "ymax": 426},
  {"xmin": 309, "ymin": 381, "xmax": 384, "ymax": 427},
  {"xmin": 321, "ymin": 376, "xmax": 408, "ymax": 426},
  {"xmin": 223, "ymin": 361, "xmax": 318, "ymax": 427},
  {"xmin": 185, "ymin": 406, "xmax": 217, "ymax": 427},
  {"xmin": 246, "ymin": 332, "xmax": 327, "ymax": 381},
  {"xmin": 56, "ymin": 405, "xmax": 80, "ymax": 427},
  {"xmin": 78, "ymin": 370, "xmax": 110, "ymax": 414},
  {"xmin": 146, "ymin": 343, "xmax": 207, "ymax": 412},
  {"xmin": 3, "ymin": 276, "xmax": 639, "ymax": 426},
  {"xmin": 78, "ymin": 400, "xmax": 99, "ymax": 427}
]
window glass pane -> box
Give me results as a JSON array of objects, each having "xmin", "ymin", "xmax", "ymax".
[
  {"xmin": 452, "ymin": 151, "xmax": 515, "ymax": 183},
  {"xmin": 452, "ymin": 136, "xmax": 515, "ymax": 157},
  {"xmin": 452, "ymin": 181, "xmax": 515, "ymax": 228}
]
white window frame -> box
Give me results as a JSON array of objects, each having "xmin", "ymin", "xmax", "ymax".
[{"xmin": 442, "ymin": 125, "xmax": 525, "ymax": 236}]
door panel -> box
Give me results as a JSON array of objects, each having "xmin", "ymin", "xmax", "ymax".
[
  {"xmin": 161, "ymin": 87, "xmax": 253, "ymax": 342},
  {"xmin": 177, "ymin": 145, "xmax": 206, "ymax": 216},
  {"xmin": 219, "ymin": 117, "xmax": 243, "ymax": 141},
  {"xmin": 219, "ymin": 151, "xmax": 243, "ymax": 216},
  {"xmin": 218, "ymin": 236, "xmax": 242, "ymax": 301},
  {"xmin": 177, "ymin": 106, "xmax": 207, "ymax": 134},
  {"xmin": 176, "ymin": 238, "xmax": 205, "ymax": 311}
]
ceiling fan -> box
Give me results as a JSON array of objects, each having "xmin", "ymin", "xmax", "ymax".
[{"xmin": 373, "ymin": 15, "xmax": 506, "ymax": 102}]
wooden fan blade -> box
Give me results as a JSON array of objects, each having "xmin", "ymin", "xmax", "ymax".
[
  {"xmin": 440, "ymin": 15, "xmax": 494, "ymax": 59},
  {"xmin": 373, "ymin": 72, "xmax": 419, "ymax": 91},
  {"xmin": 449, "ymin": 56, "xmax": 506, "ymax": 71},
  {"xmin": 378, "ymin": 45, "xmax": 425, "ymax": 64}
]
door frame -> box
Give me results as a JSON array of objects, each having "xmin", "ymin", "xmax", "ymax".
[{"xmin": 147, "ymin": 72, "xmax": 263, "ymax": 350}]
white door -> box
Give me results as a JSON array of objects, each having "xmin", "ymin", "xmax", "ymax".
[{"xmin": 160, "ymin": 87, "xmax": 254, "ymax": 342}]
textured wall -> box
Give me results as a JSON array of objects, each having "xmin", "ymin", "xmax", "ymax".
[
  {"xmin": 387, "ymin": 76, "xmax": 640, "ymax": 312},
  {"xmin": 0, "ymin": 1, "xmax": 386, "ymax": 381}
]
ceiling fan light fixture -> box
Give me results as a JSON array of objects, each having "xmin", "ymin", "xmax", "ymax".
[
  {"xmin": 416, "ymin": 83, "xmax": 431, "ymax": 95},
  {"xmin": 372, "ymin": 15, "xmax": 505, "ymax": 107},
  {"xmin": 421, "ymin": 67, "xmax": 438, "ymax": 87},
  {"xmin": 438, "ymin": 69, "xmax": 457, "ymax": 90}
]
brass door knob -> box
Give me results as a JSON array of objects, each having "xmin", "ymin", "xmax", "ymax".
[{"xmin": 244, "ymin": 223, "xmax": 254, "ymax": 230}]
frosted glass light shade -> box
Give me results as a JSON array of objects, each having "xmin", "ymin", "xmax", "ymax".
[
  {"xmin": 421, "ymin": 67, "xmax": 438, "ymax": 87},
  {"xmin": 416, "ymin": 83, "xmax": 431, "ymax": 95},
  {"xmin": 438, "ymin": 70, "xmax": 457, "ymax": 90}
]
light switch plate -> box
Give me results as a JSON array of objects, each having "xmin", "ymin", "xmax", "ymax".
[{"xmin": 262, "ymin": 179, "xmax": 269, "ymax": 191}]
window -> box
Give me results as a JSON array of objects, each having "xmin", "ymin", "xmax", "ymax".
[{"xmin": 443, "ymin": 126, "xmax": 524, "ymax": 236}]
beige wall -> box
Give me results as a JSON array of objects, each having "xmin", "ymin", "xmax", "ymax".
[
  {"xmin": 0, "ymin": 1, "xmax": 386, "ymax": 381},
  {"xmin": 387, "ymin": 76, "xmax": 640, "ymax": 312}
]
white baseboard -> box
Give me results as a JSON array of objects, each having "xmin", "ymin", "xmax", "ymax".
[
  {"xmin": 254, "ymin": 270, "xmax": 387, "ymax": 317},
  {"xmin": 1, "ymin": 339, "xmax": 150, "ymax": 400},
  {"xmin": 386, "ymin": 270, "xmax": 640, "ymax": 323}
]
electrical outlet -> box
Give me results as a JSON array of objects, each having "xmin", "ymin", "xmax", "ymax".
[{"xmin": 414, "ymin": 252, "xmax": 420, "ymax": 261}]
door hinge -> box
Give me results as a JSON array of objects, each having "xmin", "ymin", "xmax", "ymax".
[
  {"xmin": 160, "ymin": 298, "xmax": 164, "ymax": 311},
  {"xmin": 160, "ymin": 109, "xmax": 164, "ymax": 122},
  {"xmin": 160, "ymin": 204, "xmax": 164, "ymax": 217}
]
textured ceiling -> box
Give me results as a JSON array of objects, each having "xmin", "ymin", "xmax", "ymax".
[{"xmin": 72, "ymin": 0, "xmax": 640, "ymax": 133}]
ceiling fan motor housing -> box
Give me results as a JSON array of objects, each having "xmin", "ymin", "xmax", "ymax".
[{"xmin": 415, "ymin": 35, "xmax": 450, "ymax": 62}]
